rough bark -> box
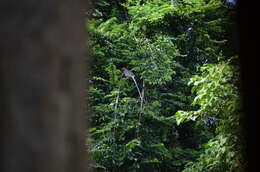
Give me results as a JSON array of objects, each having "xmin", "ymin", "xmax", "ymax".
[{"xmin": 0, "ymin": 1, "xmax": 88, "ymax": 172}]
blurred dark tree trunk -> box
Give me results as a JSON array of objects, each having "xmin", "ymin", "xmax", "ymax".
[
  {"xmin": 0, "ymin": 0, "xmax": 88, "ymax": 172},
  {"xmin": 237, "ymin": 0, "xmax": 257, "ymax": 171}
]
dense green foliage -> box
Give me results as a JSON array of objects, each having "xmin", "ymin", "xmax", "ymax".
[
  {"xmin": 175, "ymin": 58, "xmax": 244, "ymax": 171},
  {"xmin": 86, "ymin": 0, "xmax": 243, "ymax": 171}
]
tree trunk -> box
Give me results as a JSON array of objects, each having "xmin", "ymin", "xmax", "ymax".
[{"xmin": 0, "ymin": 1, "xmax": 88, "ymax": 172}]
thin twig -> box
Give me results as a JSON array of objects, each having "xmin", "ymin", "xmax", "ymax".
[
  {"xmin": 131, "ymin": 76, "xmax": 142, "ymax": 101},
  {"xmin": 140, "ymin": 80, "xmax": 145, "ymax": 109},
  {"xmin": 113, "ymin": 74, "xmax": 124, "ymax": 143}
]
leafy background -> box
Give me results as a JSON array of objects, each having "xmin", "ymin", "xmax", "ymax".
[{"xmin": 86, "ymin": 0, "xmax": 244, "ymax": 171}]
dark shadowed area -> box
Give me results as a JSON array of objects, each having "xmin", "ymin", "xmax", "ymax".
[{"xmin": 0, "ymin": 1, "xmax": 88, "ymax": 172}]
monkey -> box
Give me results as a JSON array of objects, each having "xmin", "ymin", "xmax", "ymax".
[{"xmin": 121, "ymin": 67, "xmax": 142, "ymax": 101}]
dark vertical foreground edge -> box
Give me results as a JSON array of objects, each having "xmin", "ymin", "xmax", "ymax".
[
  {"xmin": 0, "ymin": 0, "xmax": 88, "ymax": 172},
  {"xmin": 237, "ymin": 0, "xmax": 257, "ymax": 171}
]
